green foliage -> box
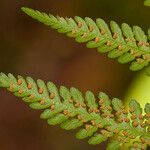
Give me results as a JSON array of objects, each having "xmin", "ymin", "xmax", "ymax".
[
  {"xmin": 144, "ymin": 0, "xmax": 150, "ymax": 6},
  {"xmin": 21, "ymin": 7, "xmax": 150, "ymax": 72},
  {"xmin": 0, "ymin": 1, "xmax": 149, "ymax": 149},
  {"xmin": 0, "ymin": 72, "xmax": 150, "ymax": 150}
]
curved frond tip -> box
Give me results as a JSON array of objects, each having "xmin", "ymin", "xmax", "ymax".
[
  {"xmin": 21, "ymin": 7, "xmax": 150, "ymax": 72},
  {"xmin": 0, "ymin": 72, "xmax": 150, "ymax": 150}
]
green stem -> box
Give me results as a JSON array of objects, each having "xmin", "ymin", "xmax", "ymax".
[{"xmin": 124, "ymin": 69, "xmax": 150, "ymax": 110}]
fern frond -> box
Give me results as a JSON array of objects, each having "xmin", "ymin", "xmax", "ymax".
[
  {"xmin": 21, "ymin": 7, "xmax": 150, "ymax": 72},
  {"xmin": 0, "ymin": 72, "xmax": 150, "ymax": 150}
]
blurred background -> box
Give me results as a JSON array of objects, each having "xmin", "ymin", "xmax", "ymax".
[{"xmin": 0, "ymin": 0, "xmax": 150, "ymax": 149}]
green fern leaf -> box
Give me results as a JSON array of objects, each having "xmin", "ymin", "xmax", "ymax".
[
  {"xmin": 0, "ymin": 72, "xmax": 150, "ymax": 149},
  {"xmin": 106, "ymin": 140, "xmax": 120, "ymax": 150},
  {"xmin": 21, "ymin": 7, "xmax": 150, "ymax": 72}
]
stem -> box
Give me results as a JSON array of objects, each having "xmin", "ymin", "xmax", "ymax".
[{"xmin": 124, "ymin": 69, "xmax": 150, "ymax": 110}]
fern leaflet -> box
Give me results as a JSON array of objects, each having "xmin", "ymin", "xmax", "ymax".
[
  {"xmin": 21, "ymin": 7, "xmax": 150, "ymax": 72},
  {"xmin": 0, "ymin": 72, "xmax": 150, "ymax": 150}
]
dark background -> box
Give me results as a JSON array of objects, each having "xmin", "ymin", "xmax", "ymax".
[{"xmin": 0, "ymin": 0, "xmax": 149, "ymax": 150}]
